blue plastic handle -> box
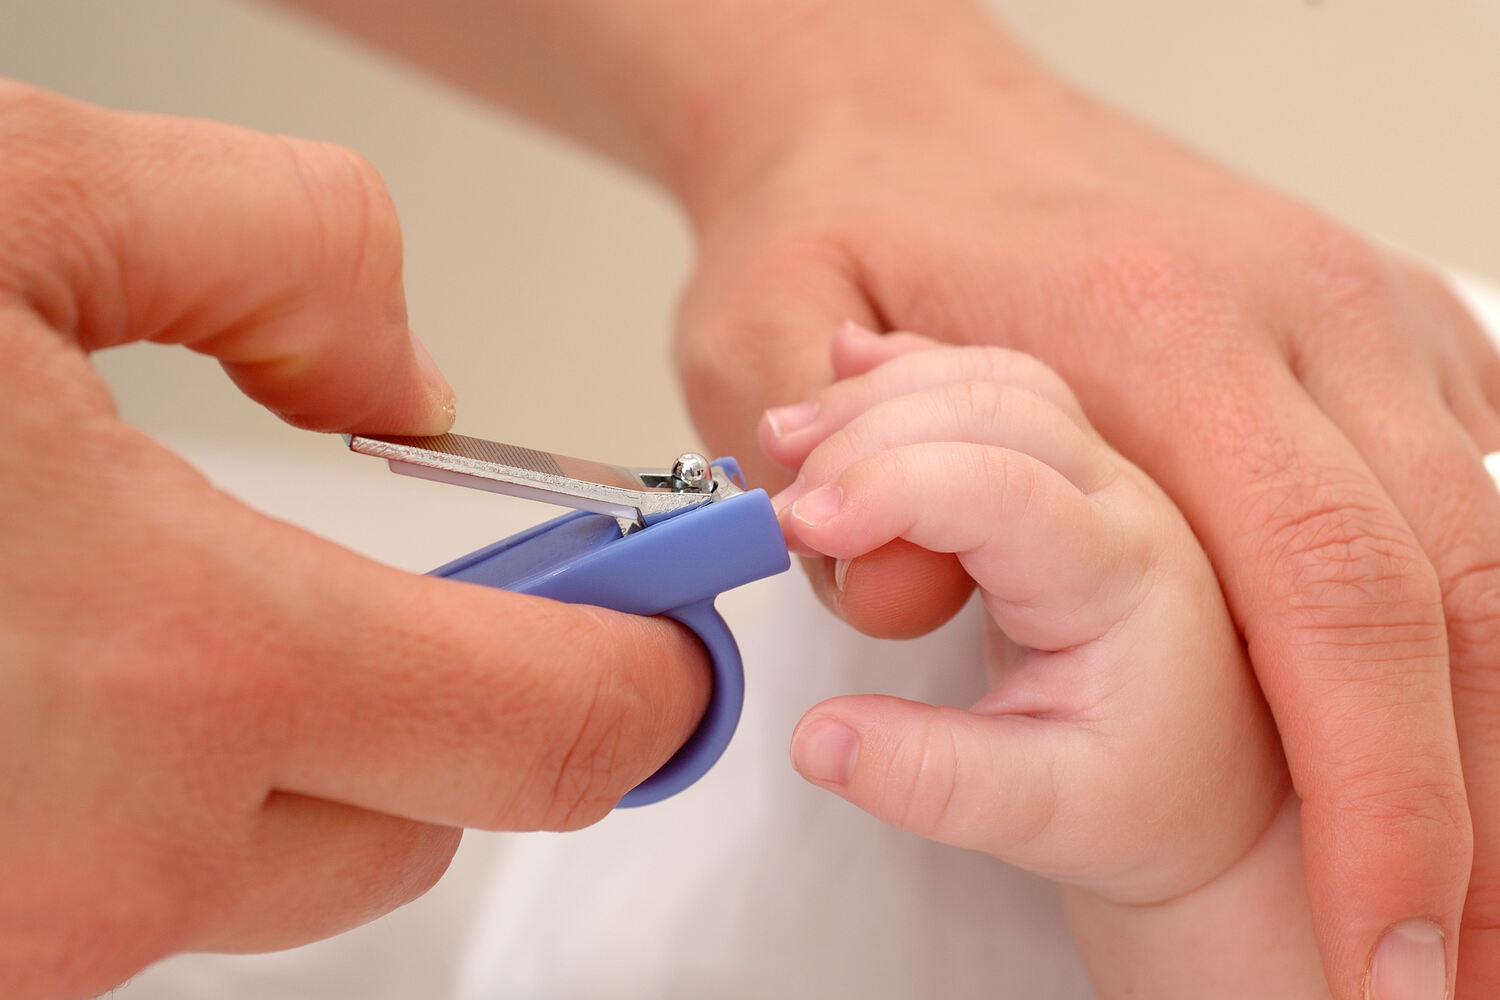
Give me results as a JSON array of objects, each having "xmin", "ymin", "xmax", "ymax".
[{"xmin": 428, "ymin": 460, "xmax": 789, "ymax": 806}]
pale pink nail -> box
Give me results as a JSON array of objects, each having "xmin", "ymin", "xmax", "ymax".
[
  {"xmin": 1367, "ymin": 920, "xmax": 1447, "ymax": 1000},
  {"xmin": 792, "ymin": 718, "xmax": 859, "ymax": 786},
  {"xmin": 770, "ymin": 477, "xmax": 807, "ymax": 515},
  {"xmin": 791, "ymin": 485, "xmax": 844, "ymax": 527},
  {"xmin": 839, "ymin": 319, "xmax": 882, "ymax": 341},
  {"xmin": 833, "ymin": 558, "xmax": 852, "ymax": 593},
  {"xmin": 764, "ymin": 400, "xmax": 819, "ymax": 438}
]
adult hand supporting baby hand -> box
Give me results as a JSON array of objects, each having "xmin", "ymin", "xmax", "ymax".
[
  {"xmin": 0, "ymin": 82, "xmax": 708, "ymax": 1000},
  {"xmin": 667, "ymin": 8, "xmax": 1490, "ymax": 1000}
]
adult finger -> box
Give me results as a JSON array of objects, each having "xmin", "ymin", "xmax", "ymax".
[
  {"xmin": 1291, "ymin": 278, "xmax": 1497, "ymax": 997},
  {"xmin": 0, "ymin": 81, "xmax": 452, "ymax": 435},
  {"xmin": 1127, "ymin": 354, "xmax": 1469, "ymax": 1000},
  {"xmin": 190, "ymin": 794, "xmax": 462, "ymax": 954},
  {"xmin": 827, "ymin": 322, "xmax": 940, "ymax": 380},
  {"xmin": 677, "ymin": 230, "xmax": 972, "ymax": 635},
  {"xmin": 676, "ymin": 227, "xmax": 876, "ymax": 487}
]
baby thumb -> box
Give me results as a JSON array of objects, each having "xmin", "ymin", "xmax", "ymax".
[{"xmin": 790, "ymin": 695, "xmax": 1067, "ymax": 859}]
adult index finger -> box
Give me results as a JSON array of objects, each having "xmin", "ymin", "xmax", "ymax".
[{"xmin": 0, "ymin": 81, "xmax": 453, "ymax": 436}]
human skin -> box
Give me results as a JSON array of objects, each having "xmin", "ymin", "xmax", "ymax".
[
  {"xmin": 290, "ymin": 2, "xmax": 1499, "ymax": 996},
  {"xmin": 775, "ymin": 326, "xmax": 1329, "ymax": 997},
  {"xmin": 0, "ymin": 83, "xmax": 709, "ymax": 1000}
]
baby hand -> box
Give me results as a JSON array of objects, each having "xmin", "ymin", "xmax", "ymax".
[{"xmin": 763, "ymin": 325, "xmax": 1289, "ymax": 906}]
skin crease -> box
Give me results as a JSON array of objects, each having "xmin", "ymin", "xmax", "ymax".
[
  {"xmin": 0, "ymin": 83, "xmax": 710, "ymax": 1000},
  {"xmin": 6, "ymin": 0, "xmax": 1495, "ymax": 995},
  {"xmin": 771, "ymin": 329, "xmax": 1324, "ymax": 996},
  {"xmin": 671, "ymin": 36, "xmax": 1493, "ymax": 1000},
  {"xmin": 270, "ymin": 0, "xmax": 1491, "ymax": 993}
]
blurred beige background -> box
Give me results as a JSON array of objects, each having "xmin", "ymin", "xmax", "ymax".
[
  {"xmin": 0, "ymin": 0, "xmax": 1495, "ymax": 472},
  {"xmin": 0, "ymin": 5, "xmax": 1495, "ymax": 996}
]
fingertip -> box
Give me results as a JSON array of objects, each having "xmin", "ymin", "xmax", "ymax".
[
  {"xmin": 790, "ymin": 713, "xmax": 860, "ymax": 788},
  {"xmin": 757, "ymin": 409, "xmax": 803, "ymax": 470},
  {"xmin": 409, "ymin": 334, "xmax": 457, "ymax": 435},
  {"xmin": 829, "ymin": 542, "xmax": 974, "ymax": 640},
  {"xmin": 770, "ymin": 479, "xmax": 824, "ymax": 557},
  {"xmin": 789, "ymin": 484, "xmax": 845, "ymax": 530},
  {"xmin": 830, "ymin": 319, "xmax": 889, "ymax": 379},
  {"xmin": 760, "ymin": 399, "xmax": 821, "ymax": 470}
]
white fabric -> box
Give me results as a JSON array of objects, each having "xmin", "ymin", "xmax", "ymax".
[{"xmin": 118, "ymin": 274, "xmax": 1500, "ymax": 1000}]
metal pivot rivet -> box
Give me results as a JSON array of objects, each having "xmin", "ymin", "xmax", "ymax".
[{"xmin": 672, "ymin": 452, "xmax": 713, "ymax": 493}]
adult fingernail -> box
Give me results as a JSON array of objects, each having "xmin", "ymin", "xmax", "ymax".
[
  {"xmin": 791, "ymin": 485, "xmax": 843, "ymax": 527},
  {"xmin": 764, "ymin": 400, "xmax": 819, "ymax": 438},
  {"xmin": 792, "ymin": 718, "xmax": 859, "ymax": 786},
  {"xmin": 1367, "ymin": 920, "xmax": 1447, "ymax": 1000},
  {"xmin": 412, "ymin": 335, "xmax": 457, "ymax": 430}
]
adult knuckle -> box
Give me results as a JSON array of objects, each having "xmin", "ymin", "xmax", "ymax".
[
  {"xmin": 0, "ymin": 87, "xmax": 122, "ymax": 326},
  {"xmin": 1095, "ymin": 236, "xmax": 1230, "ymax": 337},
  {"xmin": 542, "ymin": 683, "xmax": 632, "ymax": 831},
  {"xmin": 26, "ymin": 871, "xmax": 187, "ymax": 1000},
  {"xmin": 1250, "ymin": 473, "xmax": 1442, "ymax": 627},
  {"xmin": 280, "ymin": 138, "xmax": 402, "ymax": 287},
  {"xmin": 1440, "ymin": 558, "xmax": 1500, "ymax": 667},
  {"xmin": 1333, "ymin": 761, "xmax": 1472, "ymax": 863},
  {"xmin": 1285, "ymin": 213, "xmax": 1395, "ymax": 315},
  {"xmin": 0, "ymin": 80, "xmax": 81, "ymax": 145},
  {"xmin": 529, "ymin": 609, "xmax": 665, "ymax": 831},
  {"xmin": 1464, "ymin": 889, "xmax": 1500, "ymax": 941}
]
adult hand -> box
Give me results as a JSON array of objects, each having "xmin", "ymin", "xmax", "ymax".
[
  {"xmin": 0, "ymin": 82, "xmax": 708, "ymax": 1000},
  {"xmin": 671, "ymin": 9, "xmax": 1491, "ymax": 999}
]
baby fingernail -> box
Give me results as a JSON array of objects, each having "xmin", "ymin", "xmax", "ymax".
[
  {"xmin": 839, "ymin": 319, "xmax": 882, "ymax": 341},
  {"xmin": 764, "ymin": 400, "xmax": 819, "ymax": 438},
  {"xmin": 792, "ymin": 718, "xmax": 859, "ymax": 786},
  {"xmin": 770, "ymin": 477, "xmax": 806, "ymax": 514},
  {"xmin": 1367, "ymin": 920, "xmax": 1447, "ymax": 1000},
  {"xmin": 791, "ymin": 485, "xmax": 843, "ymax": 527}
]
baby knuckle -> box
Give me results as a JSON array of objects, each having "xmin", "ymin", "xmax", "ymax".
[
  {"xmin": 944, "ymin": 379, "xmax": 1007, "ymax": 426},
  {"xmin": 887, "ymin": 726, "xmax": 959, "ymax": 840}
]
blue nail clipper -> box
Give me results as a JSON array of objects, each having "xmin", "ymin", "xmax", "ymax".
[{"xmin": 347, "ymin": 433, "xmax": 790, "ymax": 807}]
